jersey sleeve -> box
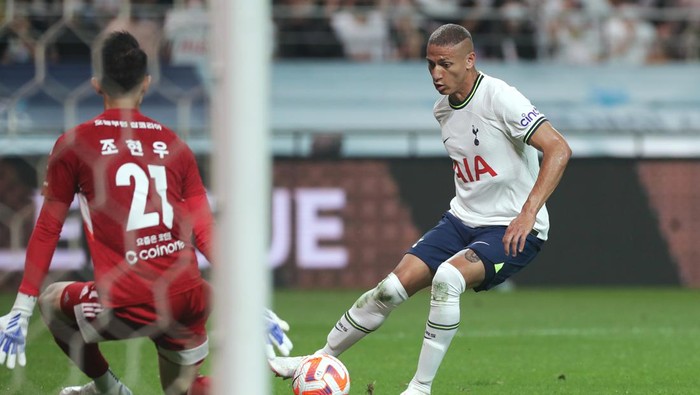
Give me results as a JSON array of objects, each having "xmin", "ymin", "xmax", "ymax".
[
  {"xmin": 492, "ymin": 86, "xmax": 548, "ymax": 145},
  {"xmin": 18, "ymin": 199, "xmax": 70, "ymax": 296},
  {"xmin": 177, "ymin": 142, "xmax": 212, "ymax": 261},
  {"xmin": 42, "ymin": 134, "xmax": 79, "ymax": 204},
  {"xmin": 179, "ymin": 144, "xmax": 207, "ymax": 200},
  {"xmin": 432, "ymin": 97, "xmax": 450, "ymax": 126},
  {"xmin": 185, "ymin": 193, "xmax": 214, "ymax": 262}
]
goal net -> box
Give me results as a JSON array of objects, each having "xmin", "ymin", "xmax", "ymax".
[{"xmin": 0, "ymin": 0, "xmax": 270, "ymax": 393}]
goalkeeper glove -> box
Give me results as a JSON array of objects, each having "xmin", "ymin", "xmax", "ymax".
[
  {"xmin": 265, "ymin": 309, "xmax": 293, "ymax": 359},
  {"xmin": 0, "ymin": 293, "xmax": 37, "ymax": 369}
]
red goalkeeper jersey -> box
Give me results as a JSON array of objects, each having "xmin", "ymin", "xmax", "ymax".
[{"xmin": 33, "ymin": 108, "xmax": 208, "ymax": 307}]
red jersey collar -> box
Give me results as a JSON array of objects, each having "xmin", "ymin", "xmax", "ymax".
[{"xmin": 100, "ymin": 108, "xmax": 143, "ymax": 118}]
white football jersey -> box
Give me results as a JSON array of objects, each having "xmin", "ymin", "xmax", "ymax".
[{"xmin": 434, "ymin": 72, "xmax": 550, "ymax": 240}]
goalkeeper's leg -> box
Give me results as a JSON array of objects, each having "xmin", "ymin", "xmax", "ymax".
[
  {"xmin": 39, "ymin": 282, "xmax": 132, "ymax": 395},
  {"xmin": 318, "ymin": 254, "xmax": 431, "ymax": 356},
  {"xmin": 155, "ymin": 282, "xmax": 211, "ymax": 395},
  {"xmin": 158, "ymin": 355, "xmax": 209, "ymax": 395}
]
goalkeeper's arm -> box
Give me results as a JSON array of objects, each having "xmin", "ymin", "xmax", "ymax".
[
  {"xmin": 265, "ymin": 309, "xmax": 293, "ymax": 359},
  {"xmin": 185, "ymin": 193, "xmax": 215, "ymax": 263},
  {"xmin": 0, "ymin": 198, "xmax": 69, "ymax": 369},
  {"xmin": 0, "ymin": 293, "xmax": 37, "ymax": 369}
]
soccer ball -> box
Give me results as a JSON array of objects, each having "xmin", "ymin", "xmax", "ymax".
[{"xmin": 292, "ymin": 354, "xmax": 351, "ymax": 395}]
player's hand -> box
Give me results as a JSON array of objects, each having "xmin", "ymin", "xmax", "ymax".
[
  {"xmin": 0, "ymin": 293, "xmax": 36, "ymax": 369},
  {"xmin": 503, "ymin": 212, "xmax": 537, "ymax": 257},
  {"xmin": 265, "ymin": 309, "xmax": 293, "ymax": 359}
]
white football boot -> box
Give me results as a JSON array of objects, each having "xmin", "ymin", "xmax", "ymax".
[
  {"xmin": 59, "ymin": 381, "xmax": 133, "ymax": 395},
  {"xmin": 268, "ymin": 355, "xmax": 305, "ymax": 378}
]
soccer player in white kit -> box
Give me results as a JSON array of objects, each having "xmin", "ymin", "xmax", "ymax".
[{"xmin": 270, "ymin": 23, "xmax": 571, "ymax": 394}]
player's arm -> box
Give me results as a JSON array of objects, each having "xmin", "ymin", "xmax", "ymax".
[
  {"xmin": 265, "ymin": 309, "xmax": 293, "ymax": 360},
  {"xmin": 185, "ymin": 193, "xmax": 214, "ymax": 262},
  {"xmin": 0, "ymin": 198, "xmax": 70, "ymax": 369},
  {"xmin": 503, "ymin": 122, "xmax": 571, "ymax": 256},
  {"xmin": 177, "ymin": 139, "xmax": 214, "ymax": 262},
  {"xmin": 19, "ymin": 199, "xmax": 71, "ymax": 296}
]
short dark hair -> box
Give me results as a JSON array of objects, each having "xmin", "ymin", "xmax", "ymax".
[
  {"xmin": 98, "ymin": 31, "xmax": 147, "ymax": 96},
  {"xmin": 428, "ymin": 24, "xmax": 473, "ymax": 47}
]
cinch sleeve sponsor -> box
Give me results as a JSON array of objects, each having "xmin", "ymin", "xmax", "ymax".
[{"xmin": 494, "ymin": 86, "xmax": 547, "ymax": 144}]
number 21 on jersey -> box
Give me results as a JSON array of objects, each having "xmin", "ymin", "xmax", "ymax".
[{"xmin": 116, "ymin": 163, "xmax": 174, "ymax": 231}]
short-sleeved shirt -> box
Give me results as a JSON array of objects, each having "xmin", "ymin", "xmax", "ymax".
[
  {"xmin": 434, "ymin": 72, "xmax": 550, "ymax": 240},
  {"xmin": 43, "ymin": 108, "xmax": 206, "ymax": 307}
]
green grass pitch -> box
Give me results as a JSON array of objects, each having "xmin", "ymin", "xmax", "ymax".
[{"xmin": 1, "ymin": 288, "xmax": 698, "ymax": 394}]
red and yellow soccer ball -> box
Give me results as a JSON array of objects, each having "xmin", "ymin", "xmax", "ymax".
[{"xmin": 292, "ymin": 354, "xmax": 351, "ymax": 395}]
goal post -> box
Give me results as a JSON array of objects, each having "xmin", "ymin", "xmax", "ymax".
[{"xmin": 210, "ymin": 0, "xmax": 272, "ymax": 394}]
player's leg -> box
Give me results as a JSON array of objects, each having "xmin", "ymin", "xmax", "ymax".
[
  {"xmin": 317, "ymin": 213, "xmax": 471, "ymax": 360},
  {"xmin": 402, "ymin": 250, "xmax": 481, "ymax": 394},
  {"xmin": 318, "ymin": 253, "xmax": 431, "ymax": 356},
  {"xmin": 157, "ymin": 355, "xmax": 208, "ymax": 395},
  {"xmin": 39, "ymin": 281, "xmax": 132, "ymax": 395},
  {"xmin": 156, "ymin": 282, "xmax": 211, "ymax": 395},
  {"xmin": 270, "ymin": 213, "xmax": 464, "ymax": 379},
  {"xmin": 269, "ymin": 255, "xmax": 426, "ymax": 378},
  {"xmin": 403, "ymin": 227, "xmax": 544, "ymax": 394}
]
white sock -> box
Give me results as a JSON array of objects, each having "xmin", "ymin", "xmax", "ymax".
[
  {"xmin": 94, "ymin": 369, "xmax": 120, "ymax": 392},
  {"xmin": 318, "ymin": 273, "xmax": 408, "ymax": 356},
  {"xmin": 411, "ymin": 263, "xmax": 466, "ymax": 391}
]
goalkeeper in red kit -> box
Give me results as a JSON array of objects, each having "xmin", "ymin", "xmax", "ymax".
[{"xmin": 0, "ymin": 31, "xmax": 292, "ymax": 395}]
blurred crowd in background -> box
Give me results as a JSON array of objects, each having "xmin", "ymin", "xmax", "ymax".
[
  {"xmin": 1, "ymin": 0, "xmax": 700, "ymax": 277},
  {"xmin": 0, "ymin": 0, "xmax": 699, "ymax": 67}
]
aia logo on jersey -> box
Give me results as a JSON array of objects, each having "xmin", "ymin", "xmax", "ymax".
[
  {"xmin": 452, "ymin": 156, "xmax": 497, "ymax": 183},
  {"xmin": 472, "ymin": 125, "xmax": 480, "ymax": 146}
]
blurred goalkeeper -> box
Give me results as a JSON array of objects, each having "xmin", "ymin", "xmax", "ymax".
[
  {"xmin": 270, "ymin": 24, "xmax": 571, "ymax": 394},
  {"xmin": 0, "ymin": 31, "xmax": 292, "ymax": 395}
]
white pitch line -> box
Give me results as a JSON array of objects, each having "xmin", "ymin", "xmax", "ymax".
[{"xmin": 381, "ymin": 326, "xmax": 700, "ymax": 339}]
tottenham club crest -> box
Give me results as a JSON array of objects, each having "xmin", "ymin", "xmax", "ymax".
[{"xmin": 472, "ymin": 125, "xmax": 480, "ymax": 146}]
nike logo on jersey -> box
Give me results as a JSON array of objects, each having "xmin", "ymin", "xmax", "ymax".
[{"xmin": 442, "ymin": 137, "xmax": 451, "ymax": 144}]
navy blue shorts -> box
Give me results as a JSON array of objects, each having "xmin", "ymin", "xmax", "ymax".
[{"xmin": 407, "ymin": 211, "xmax": 544, "ymax": 292}]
